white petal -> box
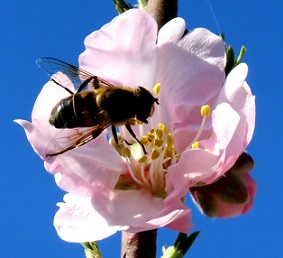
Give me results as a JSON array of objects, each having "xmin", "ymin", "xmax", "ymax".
[{"xmin": 54, "ymin": 194, "xmax": 120, "ymax": 242}]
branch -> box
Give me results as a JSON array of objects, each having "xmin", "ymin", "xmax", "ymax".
[
  {"xmin": 121, "ymin": 230, "xmax": 157, "ymax": 258},
  {"xmin": 146, "ymin": 0, "xmax": 179, "ymax": 30}
]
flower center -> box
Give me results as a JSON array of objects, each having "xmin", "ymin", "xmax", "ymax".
[
  {"xmin": 113, "ymin": 123, "xmax": 177, "ymax": 198},
  {"xmin": 113, "ymin": 104, "xmax": 211, "ymax": 197}
]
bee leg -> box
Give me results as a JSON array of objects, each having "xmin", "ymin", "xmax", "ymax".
[
  {"xmin": 125, "ymin": 122, "xmax": 147, "ymax": 155},
  {"xmin": 51, "ymin": 78, "xmax": 74, "ymax": 95},
  {"xmin": 111, "ymin": 125, "xmax": 133, "ymax": 146},
  {"xmin": 77, "ymin": 76, "xmax": 95, "ymax": 92},
  {"xmin": 111, "ymin": 125, "xmax": 119, "ymax": 144}
]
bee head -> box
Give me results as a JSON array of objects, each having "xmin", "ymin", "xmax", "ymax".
[{"xmin": 135, "ymin": 86, "xmax": 159, "ymax": 123}]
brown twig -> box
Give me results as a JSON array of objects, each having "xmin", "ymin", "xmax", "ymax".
[
  {"xmin": 146, "ymin": 0, "xmax": 179, "ymax": 30},
  {"xmin": 121, "ymin": 230, "xmax": 157, "ymax": 258}
]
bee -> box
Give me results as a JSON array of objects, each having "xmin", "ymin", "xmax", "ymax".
[{"xmin": 36, "ymin": 57, "xmax": 159, "ymax": 157}]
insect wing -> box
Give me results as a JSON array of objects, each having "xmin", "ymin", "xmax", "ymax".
[
  {"xmin": 36, "ymin": 57, "xmax": 93, "ymax": 90},
  {"xmin": 46, "ymin": 124, "xmax": 111, "ymax": 157},
  {"xmin": 36, "ymin": 57, "xmax": 114, "ymax": 91}
]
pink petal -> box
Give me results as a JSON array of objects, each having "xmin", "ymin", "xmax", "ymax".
[
  {"xmin": 217, "ymin": 63, "xmax": 255, "ymax": 147},
  {"xmin": 157, "ymin": 17, "xmax": 186, "ymax": 44},
  {"xmin": 50, "ymin": 139, "xmax": 126, "ymax": 195},
  {"xmin": 14, "ymin": 119, "xmax": 46, "ymax": 159},
  {"xmin": 91, "ymin": 189, "xmax": 192, "ymax": 233},
  {"xmin": 166, "ymin": 149, "xmax": 225, "ymax": 201},
  {"xmin": 201, "ymin": 103, "xmax": 240, "ymax": 154},
  {"xmin": 167, "ymin": 63, "xmax": 255, "ymax": 193},
  {"xmin": 240, "ymin": 172, "xmax": 257, "ymax": 214},
  {"xmin": 79, "ymin": 9, "xmax": 158, "ymax": 87},
  {"xmin": 54, "ymin": 194, "xmax": 120, "ymax": 242},
  {"xmin": 141, "ymin": 198, "xmax": 192, "ymax": 233},
  {"xmin": 155, "ymin": 28, "xmax": 226, "ymax": 152},
  {"xmin": 91, "ymin": 189, "xmax": 164, "ymax": 227},
  {"xmin": 167, "ymin": 102, "xmax": 240, "ymax": 196}
]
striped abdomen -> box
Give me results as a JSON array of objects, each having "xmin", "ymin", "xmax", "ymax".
[{"xmin": 49, "ymin": 91, "xmax": 101, "ymax": 128}]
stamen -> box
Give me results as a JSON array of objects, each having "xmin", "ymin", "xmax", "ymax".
[
  {"xmin": 152, "ymin": 149, "xmax": 161, "ymax": 160},
  {"xmin": 125, "ymin": 158, "xmax": 144, "ymax": 185},
  {"xmin": 166, "ymin": 134, "xmax": 174, "ymax": 147},
  {"xmin": 154, "ymin": 138, "xmax": 164, "ymax": 148},
  {"xmin": 165, "ymin": 147, "xmax": 174, "ymax": 159},
  {"xmin": 155, "ymin": 128, "xmax": 163, "ymax": 139},
  {"xmin": 158, "ymin": 123, "xmax": 169, "ymax": 135},
  {"xmin": 121, "ymin": 147, "xmax": 131, "ymax": 158},
  {"xmin": 187, "ymin": 104, "xmax": 211, "ymax": 150},
  {"xmin": 138, "ymin": 155, "xmax": 147, "ymax": 163},
  {"xmin": 147, "ymin": 129, "xmax": 155, "ymax": 141},
  {"xmin": 114, "ymin": 123, "xmax": 178, "ymax": 196},
  {"xmin": 153, "ymin": 83, "xmax": 161, "ymax": 95},
  {"xmin": 192, "ymin": 141, "xmax": 200, "ymax": 149},
  {"xmin": 139, "ymin": 162, "xmax": 151, "ymax": 187},
  {"xmin": 201, "ymin": 105, "xmax": 210, "ymax": 117},
  {"xmin": 140, "ymin": 136, "xmax": 148, "ymax": 145},
  {"xmin": 148, "ymin": 159, "xmax": 156, "ymax": 189}
]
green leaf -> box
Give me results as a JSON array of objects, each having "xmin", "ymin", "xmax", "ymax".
[
  {"xmin": 235, "ymin": 46, "xmax": 246, "ymax": 66},
  {"xmin": 112, "ymin": 0, "xmax": 132, "ymax": 14},
  {"xmin": 174, "ymin": 232, "xmax": 200, "ymax": 255},
  {"xmin": 225, "ymin": 46, "xmax": 235, "ymax": 76},
  {"xmin": 225, "ymin": 44, "xmax": 247, "ymax": 75}
]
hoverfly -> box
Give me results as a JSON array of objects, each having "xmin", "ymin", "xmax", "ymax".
[{"xmin": 36, "ymin": 57, "xmax": 159, "ymax": 157}]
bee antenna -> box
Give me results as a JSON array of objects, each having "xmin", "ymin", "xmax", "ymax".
[{"xmin": 155, "ymin": 98, "xmax": 159, "ymax": 105}]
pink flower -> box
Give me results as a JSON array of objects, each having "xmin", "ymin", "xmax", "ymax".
[{"xmin": 15, "ymin": 9, "xmax": 255, "ymax": 242}]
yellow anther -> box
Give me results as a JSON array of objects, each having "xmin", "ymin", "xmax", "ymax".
[
  {"xmin": 201, "ymin": 105, "xmax": 210, "ymax": 117},
  {"xmin": 165, "ymin": 147, "xmax": 174, "ymax": 159},
  {"xmin": 155, "ymin": 129, "xmax": 163, "ymax": 139},
  {"xmin": 153, "ymin": 82, "xmax": 161, "ymax": 95},
  {"xmin": 140, "ymin": 136, "xmax": 148, "ymax": 145},
  {"xmin": 147, "ymin": 131, "xmax": 155, "ymax": 141},
  {"xmin": 166, "ymin": 134, "xmax": 174, "ymax": 147},
  {"xmin": 154, "ymin": 138, "xmax": 164, "ymax": 148},
  {"xmin": 192, "ymin": 141, "xmax": 200, "ymax": 149},
  {"xmin": 158, "ymin": 123, "xmax": 169, "ymax": 135},
  {"xmin": 138, "ymin": 155, "xmax": 148, "ymax": 163},
  {"xmin": 121, "ymin": 147, "xmax": 131, "ymax": 158},
  {"xmin": 151, "ymin": 149, "xmax": 161, "ymax": 160}
]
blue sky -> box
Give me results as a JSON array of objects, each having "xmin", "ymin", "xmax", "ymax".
[{"xmin": 1, "ymin": 0, "xmax": 282, "ymax": 257}]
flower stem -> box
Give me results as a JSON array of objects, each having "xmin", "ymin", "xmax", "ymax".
[
  {"xmin": 146, "ymin": 0, "xmax": 179, "ymax": 30},
  {"xmin": 121, "ymin": 230, "xmax": 157, "ymax": 258},
  {"xmin": 82, "ymin": 242, "xmax": 102, "ymax": 258}
]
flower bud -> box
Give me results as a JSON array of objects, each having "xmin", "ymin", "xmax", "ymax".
[{"xmin": 190, "ymin": 153, "xmax": 256, "ymax": 218}]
